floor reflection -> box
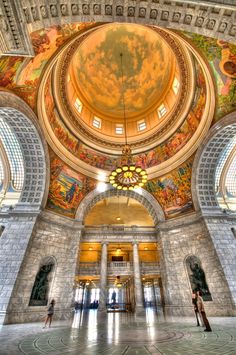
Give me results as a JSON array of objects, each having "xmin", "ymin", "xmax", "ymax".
[
  {"xmin": 71, "ymin": 307, "xmax": 162, "ymax": 344},
  {"xmin": 3, "ymin": 312, "xmax": 236, "ymax": 355}
]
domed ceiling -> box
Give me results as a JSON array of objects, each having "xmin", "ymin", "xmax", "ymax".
[
  {"xmin": 3, "ymin": 21, "xmax": 232, "ymax": 220},
  {"xmin": 69, "ymin": 23, "xmax": 175, "ymax": 119},
  {"xmin": 38, "ymin": 22, "xmax": 214, "ymax": 181}
]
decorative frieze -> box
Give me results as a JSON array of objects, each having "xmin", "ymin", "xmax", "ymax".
[
  {"xmin": 0, "ymin": 0, "xmax": 34, "ymax": 56},
  {"xmin": 1, "ymin": 0, "xmax": 236, "ymax": 56}
]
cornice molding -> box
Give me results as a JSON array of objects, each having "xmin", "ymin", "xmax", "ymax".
[{"xmin": 3, "ymin": 0, "xmax": 235, "ymax": 57}]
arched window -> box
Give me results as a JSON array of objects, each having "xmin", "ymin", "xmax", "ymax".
[
  {"xmin": 186, "ymin": 255, "xmax": 212, "ymax": 301},
  {"xmin": 29, "ymin": 257, "xmax": 55, "ymax": 306},
  {"xmin": 0, "ymin": 117, "xmax": 24, "ymax": 191},
  {"xmin": 215, "ymin": 139, "xmax": 236, "ymax": 211}
]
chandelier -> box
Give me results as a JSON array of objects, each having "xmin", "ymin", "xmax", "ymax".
[
  {"xmin": 115, "ymin": 276, "xmax": 122, "ymax": 288},
  {"xmin": 109, "ymin": 53, "xmax": 148, "ymax": 190}
]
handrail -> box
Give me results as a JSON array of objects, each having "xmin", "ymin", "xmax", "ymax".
[{"xmin": 108, "ymin": 261, "xmax": 132, "ymax": 268}]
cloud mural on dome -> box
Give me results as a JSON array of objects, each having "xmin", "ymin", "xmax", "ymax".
[{"xmin": 71, "ymin": 23, "xmax": 175, "ymax": 118}]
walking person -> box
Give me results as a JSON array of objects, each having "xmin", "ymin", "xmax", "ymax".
[
  {"xmin": 197, "ymin": 291, "xmax": 212, "ymax": 332},
  {"xmin": 43, "ymin": 299, "xmax": 55, "ymax": 328},
  {"xmin": 191, "ymin": 290, "xmax": 200, "ymax": 326}
]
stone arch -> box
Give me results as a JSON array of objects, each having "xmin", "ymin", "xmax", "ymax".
[
  {"xmin": 192, "ymin": 111, "xmax": 236, "ymax": 213},
  {"xmin": 75, "ymin": 185, "xmax": 165, "ymax": 225},
  {"xmin": 0, "ymin": 91, "xmax": 50, "ymax": 209}
]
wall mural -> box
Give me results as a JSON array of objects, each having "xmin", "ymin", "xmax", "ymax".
[
  {"xmin": 0, "ymin": 23, "xmax": 94, "ymax": 109},
  {"xmin": 146, "ymin": 156, "xmax": 194, "ymax": 218},
  {"xmin": 46, "ymin": 150, "xmax": 96, "ymax": 218},
  {"xmin": 45, "ymin": 76, "xmax": 81, "ymax": 155},
  {"xmin": 183, "ymin": 32, "xmax": 236, "ymax": 121}
]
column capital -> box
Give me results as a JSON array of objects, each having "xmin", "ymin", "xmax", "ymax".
[
  {"xmin": 101, "ymin": 241, "xmax": 109, "ymax": 246},
  {"xmin": 132, "ymin": 241, "xmax": 139, "ymax": 246}
]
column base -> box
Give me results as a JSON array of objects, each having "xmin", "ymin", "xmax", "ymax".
[
  {"xmin": 97, "ymin": 306, "xmax": 107, "ymax": 315},
  {"xmin": 0, "ymin": 310, "xmax": 7, "ymax": 325},
  {"xmin": 134, "ymin": 306, "xmax": 145, "ymax": 316}
]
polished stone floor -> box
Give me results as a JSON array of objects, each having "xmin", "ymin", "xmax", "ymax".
[{"xmin": 0, "ymin": 309, "xmax": 236, "ymax": 354}]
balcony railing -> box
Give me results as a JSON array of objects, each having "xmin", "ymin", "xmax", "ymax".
[
  {"xmin": 78, "ymin": 262, "xmax": 100, "ymax": 275},
  {"xmin": 78, "ymin": 261, "xmax": 160, "ymax": 276},
  {"xmin": 141, "ymin": 262, "xmax": 160, "ymax": 274},
  {"xmin": 108, "ymin": 261, "xmax": 132, "ymax": 275}
]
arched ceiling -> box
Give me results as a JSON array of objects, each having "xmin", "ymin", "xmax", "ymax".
[
  {"xmin": 38, "ymin": 22, "xmax": 215, "ymax": 182},
  {"xmin": 84, "ymin": 196, "xmax": 154, "ymax": 226},
  {"xmin": 69, "ymin": 23, "xmax": 176, "ymax": 119},
  {"xmin": 54, "ymin": 24, "xmax": 189, "ymax": 150},
  {"xmin": 1, "ymin": 18, "xmax": 236, "ymax": 221}
]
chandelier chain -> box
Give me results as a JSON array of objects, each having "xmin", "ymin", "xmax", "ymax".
[{"xmin": 120, "ymin": 53, "xmax": 128, "ymax": 146}]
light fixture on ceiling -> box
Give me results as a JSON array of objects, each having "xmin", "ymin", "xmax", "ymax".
[
  {"xmin": 116, "ymin": 243, "xmax": 122, "ymax": 252},
  {"xmin": 109, "ymin": 53, "xmax": 148, "ymax": 190},
  {"xmin": 115, "ymin": 276, "xmax": 122, "ymax": 288}
]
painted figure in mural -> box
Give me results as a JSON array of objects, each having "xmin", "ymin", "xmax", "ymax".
[
  {"xmin": 30, "ymin": 264, "xmax": 53, "ymax": 305},
  {"xmin": 65, "ymin": 182, "xmax": 77, "ymax": 203}
]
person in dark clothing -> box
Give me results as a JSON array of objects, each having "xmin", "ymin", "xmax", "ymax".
[
  {"xmin": 192, "ymin": 290, "xmax": 200, "ymax": 326},
  {"xmin": 43, "ymin": 299, "xmax": 55, "ymax": 328},
  {"xmin": 197, "ymin": 291, "xmax": 212, "ymax": 332}
]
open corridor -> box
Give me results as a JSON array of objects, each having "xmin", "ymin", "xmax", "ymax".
[{"xmin": 0, "ymin": 309, "xmax": 236, "ymax": 355}]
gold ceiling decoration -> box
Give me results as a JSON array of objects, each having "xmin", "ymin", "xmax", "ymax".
[{"xmin": 109, "ymin": 53, "xmax": 148, "ymax": 190}]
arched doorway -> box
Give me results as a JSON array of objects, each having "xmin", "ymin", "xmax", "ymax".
[{"xmin": 74, "ymin": 187, "xmax": 165, "ymax": 314}]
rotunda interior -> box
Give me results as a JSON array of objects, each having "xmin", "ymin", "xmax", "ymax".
[{"xmin": 0, "ymin": 3, "xmax": 236, "ymax": 346}]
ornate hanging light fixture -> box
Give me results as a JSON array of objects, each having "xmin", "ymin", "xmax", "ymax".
[
  {"xmin": 109, "ymin": 53, "xmax": 148, "ymax": 191},
  {"xmin": 115, "ymin": 276, "xmax": 122, "ymax": 288}
]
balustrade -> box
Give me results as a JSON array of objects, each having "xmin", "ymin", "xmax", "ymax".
[{"xmin": 78, "ymin": 261, "xmax": 160, "ymax": 275}]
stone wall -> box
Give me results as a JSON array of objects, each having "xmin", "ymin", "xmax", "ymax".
[
  {"xmin": 4, "ymin": 211, "xmax": 82, "ymax": 324},
  {"xmin": 0, "ymin": 211, "xmax": 39, "ymax": 325},
  {"xmin": 204, "ymin": 213, "xmax": 236, "ymax": 308},
  {"xmin": 158, "ymin": 212, "xmax": 235, "ymax": 316}
]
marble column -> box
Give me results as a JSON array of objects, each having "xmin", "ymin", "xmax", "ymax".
[
  {"xmin": 99, "ymin": 242, "xmax": 108, "ymax": 312},
  {"xmin": 132, "ymin": 242, "xmax": 144, "ymax": 313}
]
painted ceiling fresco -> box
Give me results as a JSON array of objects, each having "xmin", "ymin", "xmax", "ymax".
[
  {"xmin": 70, "ymin": 23, "xmax": 175, "ymax": 118},
  {"xmin": 0, "ymin": 23, "xmax": 94, "ymax": 110},
  {"xmin": 0, "ymin": 24, "xmax": 236, "ymax": 220},
  {"xmin": 146, "ymin": 156, "xmax": 194, "ymax": 218},
  {"xmin": 45, "ymin": 58, "xmax": 205, "ymax": 171},
  {"xmin": 46, "ymin": 149, "xmax": 96, "ymax": 218},
  {"xmin": 183, "ymin": 32, "xmax": 236, "ymax": 121}
]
